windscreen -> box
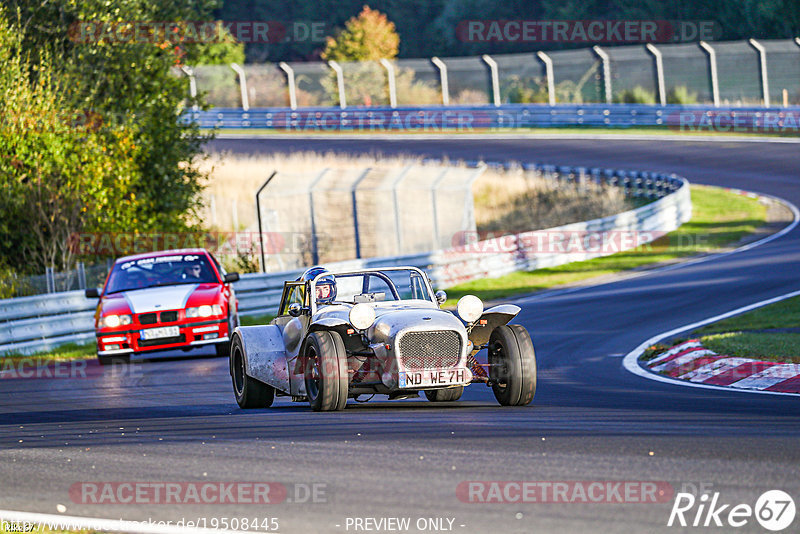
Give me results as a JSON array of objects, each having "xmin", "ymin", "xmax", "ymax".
[
  {"xmin": 105, "ymin": 253, "xmax": 217, "ymax": 294},
  {"xmin": 322, "ymin": 269, "xmax": 432, "ymax": 304}
]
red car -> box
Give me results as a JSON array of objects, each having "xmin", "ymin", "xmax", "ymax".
[{"xmin": 85, "ymin": 249, "xmax": 240, "ymax": 364}]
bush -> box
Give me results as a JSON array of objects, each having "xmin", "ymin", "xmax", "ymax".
[
  {"xmin": 667, "ymin": 85, "xmax": 698, "ymax": 105},
  {"xmin": 502, "ymin": 76, "xmax": 549, "ymax": 104},
  {"xmin": 614, "ymin": 86, "xmax": 656, "ymax": 104}
]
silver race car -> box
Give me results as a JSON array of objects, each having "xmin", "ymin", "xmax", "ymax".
[{"xmin": 229, "ymin": 266, "xmax": 536, "ymax": 411}]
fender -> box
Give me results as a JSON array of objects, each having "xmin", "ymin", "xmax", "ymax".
[
  {"xmin": 310, "ymin": 317, "xmax": 349, "ymax": 329},
  {"xmin": 467, "ymin": 304, "xmax": 522, "ymax": 348},
  {"xmin": 234, "ymin": 325, "xmax": 291, "ymax": 394}
]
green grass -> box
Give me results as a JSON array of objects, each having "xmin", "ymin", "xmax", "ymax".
[
  {"xmin": 0, "ymin": 317, "xmax": 276, "ymax": 367},
  {"xmin": 695, "ymin": 295, "xmax": 800, "ymax": 334},
  {"xmin": 699, "ymin": 332, "xmax": 800, "ymax": 364},
  {"xmin": 445, "ymin": 185, "xmax": 768, "ymax": 305},
  {"xmin": 1, "ymin": 342, "xmax": 95, "ymax": 364},
  {"xmin": 644, "ymin": 295, "xmax": 800, "ymax": 365},
  {"xmin": 239, "ymin": 313, "xmax": 275, "ymax": 326},
  {"xmin": 211, "ymin": 126, "xmax": 800, "ymax": 138}
]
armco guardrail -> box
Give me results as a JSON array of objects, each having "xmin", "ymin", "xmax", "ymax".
[
  {"xmin": 185, "ymin": 104, "xmax": 800, "ymax": 131},
  {"xmin": 0, "ymin": 163, "xmax": 689, "ymax": 356}
]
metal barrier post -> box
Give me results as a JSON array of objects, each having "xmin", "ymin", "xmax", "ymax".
[
  {"xmin": 380, "ymin": 59, "xmax": 397, "ymax": 108},
  {"xmin": 592, "ymin": 46, "xmax": 612, "ymax": 104},
  {"xmin": 230, "ymin": 63, "xmax": 250, "ymax": 111},
  {"xmin": 536, "ymin": 51, "xmax": 556, "ymax": 105},
  {"xmin": 255, "ymin": 171, "xmax": 278, "ymax": 273},
  {"xmin": 699, "ymin": 41, "xmax": 720, "ymax": 107},
  {"xmin": 749, "ymin": 39, "xmax": 770, "ymax": 107},
  {"xmin": 645, "ymin": 43, "xmax": 667, "ymax": 106},
  {"xmin": 278, "ymin": 62, "xmax": 298, "ymax": 110},
  {"xmin": 45, "ymin": 267, "xmax": 55, "ymax": 294},
  {"xmin": 430, "ymin": 169, "xmax": 450, "ymax": 250},
  {"xmin": 350, "ymin": 168, "xmax": 372, "ymax": 259},
  {"xmin": 482, "ymin": 55, "xmax": 501, "ymax": 106},
  {"xmin": 431, "ymin": 57, "xmax": 449, "ymax": 106},
  {"xmin": 327, "ymin": 60, "xmax": 347, "ymax": 109},
  {"xmin": 77, "ymin": 262, "xmax": 86, "ymax": 290},
  {"xmin": 391, "ymin": 166, "xmax": 413, "ymax": 255},
  {"xmin": 461, "ymin": 165, "xmax": 486, "ymax": 232},
  {"xmin": 307, "ymin": 169, "xmax": 330, "ymax": 265},
  {"xmin": 180, "ymin": 66, "xmax": 198, "ymax": 111}
]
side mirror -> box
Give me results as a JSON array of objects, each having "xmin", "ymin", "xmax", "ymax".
[
  {"xmin": 85, "ymin": 288, "xmax": 100, "ymax": 298},
  {"xmin": 224, "ymin": 273, "xmax": 240, "ymax": 283},
  {"xmin": 288, "ymin": 302, "xmax": 302, "ymax": 317},
  {"xmin": 435, "ymin": 290, "xmax": 447, "ymax": 305}
]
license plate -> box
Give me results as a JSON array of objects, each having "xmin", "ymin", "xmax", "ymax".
[
  {"xmin": 399, "ymin": 368, "xmax": 468, "ymax": 388},
  {"xmin": 140, "ymin": 326, "xmax": 180, "ymax": 340}
]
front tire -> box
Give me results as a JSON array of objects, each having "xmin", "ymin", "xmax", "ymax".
[
  {"xmin": 424, "ymin": 386, "xmax": 464, "ymax": 402},
  {"xmin": 488, "ymin": 325, "xmax": 537, "ymax": 406},
  {"xmin": 303, "ymin": 331, "xmax": 349, "ymax": 412},
  {"xmin": 231, "ymin": 333, "xmax": 274, "ymax": 409}
]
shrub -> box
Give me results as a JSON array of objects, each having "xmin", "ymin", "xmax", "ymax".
[
  {"xmin": 614, "ymin": 86, "xmax": 656, "ymax": 104},
  {"xmin": 667, "ymin": 85, "xmax": 698, "ymax": 105}
]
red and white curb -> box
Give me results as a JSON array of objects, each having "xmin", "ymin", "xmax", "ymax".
[
  {"xmin": 647, "ymin": 340, "xmax": 800, "ymax": 393},
  {"xmin": 623, "ymin": 289, "xmax": 800, "ymax": 397}
]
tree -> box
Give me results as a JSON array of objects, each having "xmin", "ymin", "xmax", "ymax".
[
  {"xmin": 0, "ymin": 8, "xmax": 139, "ymax": 274},
  {"xmin": 322, "ymin": 5, "xmax": 400, "ymax": 62}
]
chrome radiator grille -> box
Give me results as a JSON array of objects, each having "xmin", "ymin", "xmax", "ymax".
[{"xmin": 397, "ymin": 330, "xmax": 461, "ymax": 369}]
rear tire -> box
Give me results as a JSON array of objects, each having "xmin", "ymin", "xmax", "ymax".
[
  {"xmin": 488, "ymin": 325, "xmax": 537, "ymax": 406},
  {"xmin": 231, "ymin": 333, "xmax": 274, "ymax": 409},
  {"xmin": 303, "ymin": 330, "xmax": 349, "ymax": 412},
  {"xmin": 424, "ymin": 386, "xmax": 464, "ymax": 402}
]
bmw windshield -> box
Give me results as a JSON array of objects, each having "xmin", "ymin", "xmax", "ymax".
[{"xmin": 105, "ymin": 253, "xmax": 218, "ymax": 294}]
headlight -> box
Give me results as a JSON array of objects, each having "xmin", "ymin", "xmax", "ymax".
[
  {"xmin": 186, "ymin": 304, "xmax": 223, "ymax": 318},
  {"xmin": 457, "ymin": 295, "xmax": 483, "ymax": 323},
  {"xmin": 349, "ymin": 303, "xmax": 376, "ymax": 331},
  {"xmin": 102, "ymin": 314, "xmax": 131, "ymax": 328}
]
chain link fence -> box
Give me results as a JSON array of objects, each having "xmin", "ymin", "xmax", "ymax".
[
  {"xmin": 255, "ymin": 165, "xmax": 484, "ymax": 272},
  {"xmin": 189, "ymin": 39, "xmax": 800, "ymax": 109}
]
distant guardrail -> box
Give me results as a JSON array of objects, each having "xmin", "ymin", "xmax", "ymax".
[
  {"xmin": 0, "ymin": 160, "xmax": 690, "ymax": 356},
  {"xmin": 185, "ymin": 104, "xmax": 800, "ymax": 131}
]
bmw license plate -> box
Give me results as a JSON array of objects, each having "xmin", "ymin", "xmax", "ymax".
[
  {"xmin": 399, "ymin": 368, "xmax": 467, "ymax": 388},
  {"xmin": 140, "ymin": 326, "xmax": 180, "ymax": 340}
]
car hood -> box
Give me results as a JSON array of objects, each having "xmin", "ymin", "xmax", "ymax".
[{"xmin": 116, "ymin": 284, "xmax": 201, "ymax": 314}]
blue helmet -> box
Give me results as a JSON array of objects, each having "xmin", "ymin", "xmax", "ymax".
[{"xmin": 300, "ymin": 266, "xmax": 336, "ymax": 304}]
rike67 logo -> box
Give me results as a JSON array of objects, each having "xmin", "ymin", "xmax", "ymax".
[{"xmin": 668, "ymin": 490, "xmax": 795, "ymax": 531}]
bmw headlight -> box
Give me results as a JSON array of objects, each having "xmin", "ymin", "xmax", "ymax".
[
  {"xmin": 186, "ymin": 304, "xmax": 223, "ymax": 318},
  {"xmin": 349, "ymin": 303, "xmax": 376, "ymax": 331},
  {"xmin": 457, "ymin": 295, "xmax": 483, "ymax": 323},
  {"xmin": 102, "ymin": 314, "xmax": 132, "ymax": 328}
]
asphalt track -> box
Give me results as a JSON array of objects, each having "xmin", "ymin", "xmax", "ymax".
[{"xmin": 2, "ymin": 137, "xmax": 799, "ymax": 533}]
